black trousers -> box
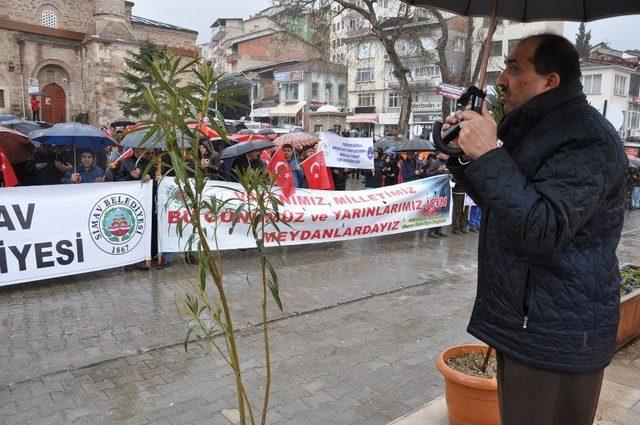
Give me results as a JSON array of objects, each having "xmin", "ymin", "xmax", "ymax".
[
  {"xmin": 452, "ymin": 193, "xmax": 468, "ymax": 231},
  {"xmin": 497, "ymin": 352, "xmax": 604, "ymax": 425}
]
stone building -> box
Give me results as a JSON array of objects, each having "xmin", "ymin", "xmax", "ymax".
[{"xmin": 0, "ymin": 0, "xmax": 199, "ymax": 126}]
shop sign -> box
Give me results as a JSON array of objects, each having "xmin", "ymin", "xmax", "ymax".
[{"xmin": 411, "ymin": 101, "xmax": 441, "ymax": 112}]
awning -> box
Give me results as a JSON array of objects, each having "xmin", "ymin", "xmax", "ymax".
[
  {"xmin": 378, "ymin": 112, "xmax": 400, "ymax": 125},
  {"xmin": 250, "ymin": 107, "xmax": 271, "ymax": 118},
  {"xmin": 346, "ymin": 113, "xmax": 378, "ymax": 124},
  {"xmin": 270, "ymin": 101, "xmax": 305, "ymax": 117}
]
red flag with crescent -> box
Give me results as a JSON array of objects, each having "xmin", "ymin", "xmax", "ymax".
[
  {"xmin": 0, "ymin": 146, "xmax": 19, "ymax": 187},
  {"xmin": 300, "ymin": 150, "xmax": 334, "ymax": 190},
  {"xmin": 267, "ymin": 146, "xmax": 295, "ymax": 197}
]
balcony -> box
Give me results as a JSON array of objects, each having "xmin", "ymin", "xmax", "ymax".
[
  {"xmin": 226, "ymin": 54, "xmax": 239, "ymax": 63},
  {"xmin": 387, "ymin": 75, "xmax": 439, "ymax": 89},
  {"xmin": 211, "ymin": 26, "xmax": 225, "ymax": 42}
]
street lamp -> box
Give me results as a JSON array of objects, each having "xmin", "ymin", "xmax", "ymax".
[{"xmin": 238, "ymin": 71, "xmax": 256, "ymax": 122}]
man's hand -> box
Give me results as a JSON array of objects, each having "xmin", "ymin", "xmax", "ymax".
[
  {"xmin": 54, "ymin": 160, "xmax": 71, "ymax": 172},
  {"xmin": 70, "ymin": 173, "xmax": 81, "ymax": 183},
  {"xmin": 35, "ymin": 162, "xmax": 47, "ymax": 170},
  {"xmin": 457, "ymin": 102, "xmax": 498, "ymax": 159},
  {"xmin": 94, "ymin": 176, "xmax": 104, "ymax": 183},
  {"xmin": 141, "ymin": 175, "xmax": 151, "ymax": 183}
]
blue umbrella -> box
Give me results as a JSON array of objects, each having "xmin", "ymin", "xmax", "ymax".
[{"xmin": 31, "ymin": 122, "xmax": 114, "ymax": 172}]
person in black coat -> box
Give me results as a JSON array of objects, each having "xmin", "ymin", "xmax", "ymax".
[
  {"xmin": 381, "ymin": 154, "xmax": 399, "ymax": 186},
  {"xmin": 444, "ymin": 35, "xmax": 628, "ymax": 425}
]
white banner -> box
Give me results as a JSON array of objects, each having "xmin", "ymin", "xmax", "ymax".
[
  {"xmin": 158, "ymin": 175, "xmax": 451, "ymax": 252},
  {"xmin": 319, "ymin": 131, "xmax": 374, "ymax": 169},
  {"xmin": 0, "ymin": 181, "xmax": 153, "ymax": 287}
]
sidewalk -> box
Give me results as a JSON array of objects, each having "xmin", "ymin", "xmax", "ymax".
[{"xmin": 389, "ymin": 337, "xmax": 640, "ymax": 425}]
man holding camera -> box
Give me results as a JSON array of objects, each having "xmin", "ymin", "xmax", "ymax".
[{"xmin": 444, "ymin": 34, "xmax": 627, "ymax": 425}]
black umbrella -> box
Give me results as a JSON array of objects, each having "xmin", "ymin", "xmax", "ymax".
[
  {"xmin": 220, "ymin": 140, "xmax": 275, "ymax": 159},
  {"xmin": 1, "ymin": 119, "xmax": 42, "ymax": 136},
  {"xmin": 0, "ymin": 114, "xmax": 20, "ymax": 123},
  {"xmin": 121, "ymin": 128, "xmax": 191, "ymax": 149},
  {"xmin": 237, "ymin": 129, "xmax": 255, "ymax": 135},
  {"xmin": 405, "ymin": 1, "xmax": 639, "ymax": 23},
  {"xmin": 374, "ymin": 137, "xmax": 400, "ymax": 150},
  {"xmin": 111, "ymin": 117, "xmax": 137, "ymax": 127},
  {"xmin": 395, "ymin": 138, "xmax": 435, "ymax": 152},
  {"xmin": 407, "ymin": 0, "xmax": 640, "ymax": 156},
  {"xmin": 257, "ymin": 128, "xmax": 276, "ymax": 135}
]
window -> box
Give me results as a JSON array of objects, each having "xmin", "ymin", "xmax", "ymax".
[
  {"xmin": 312, "ymin": 82, "xmax": 319, "ymax": 97},
  {"xmin": 338, "ymin": 84, "xmax": 346, "ymax": 101},
  {"xmin": 507, "ymin": 38, "xmax": 523, "ymax": 52},
  {"xmin": 420, "ymin": 36, "xmax": 436, "ymax": 51},
  {"xmin": 414, "ymin": 65, "xmax": 440, "ymax": 79},
  {"xmin": 388, "ymin": 92, "xmax": 401, "ymax": 108},
  {"xmin": 282, "ymin": 83, "xmax": 299, "ymax": 100},
  {"xmin": 629, "ymin": 104, "xmax": 640, "ymax": 131},
  {"xmin": 325, "ymin": 83, "xmax": 333, "ymax": 102},
  {"xmin": 581, "ymin": 74, "xmax": 602, "ymax": 94},
  {"xmin": 614, "ymin": 75, "xmax": 628, "ymax": 96},
  {"xmin": 454, "ymin": 37, "xmax": 466, "ymax": 52},
  {"xmin": 41, "ymin": 10, "xmax": 57, "ymax": 28},
  {"xmin": 414, "ymin": 92, "xmax": 428, "ymax": 102},
  {"xmin": 358, "ymin": 92, "xmax": 375, "ymax": 107},
  {"xmin": 490, "ymin": 41, "xmax": 503, "ymax": 57},
  {"xmin": 358, "ymin": 42, "xmax": 374, "ymax": 59},
  {"xmin": 0, "ymin": 89, "xmax": 5, "ymax": 108},
  {"xmin": 356, "ymin": 68, "xmax": 374, "ymax": 83}
]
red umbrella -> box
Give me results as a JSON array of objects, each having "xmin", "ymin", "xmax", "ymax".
[
  {"xmin": 188, "ymin": 123, "xmax": 221, "ymax": 139},
  {"xmin": 0, "ymin": 126, "xmax": 34, "ymax": 164},
  {"xmin": 273, "ymin": 132, "xmax": 320, "ymax": 149},
  {"xmin": 229, "ymin": 133, "xmax": 270, "ymax": 143}
]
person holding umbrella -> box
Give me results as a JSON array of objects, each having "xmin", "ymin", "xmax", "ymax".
[
  {"xmin": 61, "ymin": 150, "xmax": 104, "ymax": 184},
  {"xmin": 444, "ymin": 34, "xmax": 628, "ymax": 425}
]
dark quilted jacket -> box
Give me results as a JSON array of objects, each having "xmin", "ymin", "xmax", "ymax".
[{"xmin": 447, "ymin": 80, "xmax": 628, "ymax": 373}]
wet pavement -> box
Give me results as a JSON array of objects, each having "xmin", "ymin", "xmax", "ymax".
[{"xmin": 0, "ymin": 198, "xmax": 638, "ymax": 424}]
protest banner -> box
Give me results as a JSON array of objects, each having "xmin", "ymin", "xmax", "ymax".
[
  {"xmin": 158, "ymin": 175, "xmax": 451, "ymax": 252},
  {"xmin": 0, "ymin": 181, "xmax": 153, "ymax": 287},
  {"xmin": 319, "ymin": 131, "xmax": 374, "ymax": 169}
]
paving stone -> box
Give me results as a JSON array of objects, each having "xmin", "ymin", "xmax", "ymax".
[{"xmin": 0, "ymin": 212, "xmax": 637, "ymax": 424}]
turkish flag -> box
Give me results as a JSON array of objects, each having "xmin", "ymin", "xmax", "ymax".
[
  {"xmin": 260, "ymin": 149, "xmax": 272, "ymax": 165},
  {"xmin": 300, "ymin": 150, "xmax": 334, "ymax": 190},
  {"xmin": 267, "ymin": 146, "xmax": 295, "ymax": 197},
  {"xmin": 0, "ymin": 146, "xmax": 19, "ymax": 187}
]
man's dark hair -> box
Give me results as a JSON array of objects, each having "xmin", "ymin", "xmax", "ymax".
[{"xmin": 521, "ymin": 34, "xmax": 581, "ymax": 86}]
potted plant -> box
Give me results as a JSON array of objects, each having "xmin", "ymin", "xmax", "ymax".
[
  {"xmin": 616, "ymin": 264, "xmax": 640, "ymax": 350},
  {"xmin": 436, "ymin": 344, "xmax": 500, "ymax": 425}
]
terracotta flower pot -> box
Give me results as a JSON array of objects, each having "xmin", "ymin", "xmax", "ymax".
[{"xmin": 436, "ymin": 344, "xmax": 500, "ymax": 425}]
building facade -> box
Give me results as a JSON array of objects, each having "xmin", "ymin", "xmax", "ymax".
[
  {"xmin": 472, "ymin": 19, "xmax": 564, "ymax": 84},
  {"xmin": 0, "ymin": 0, "xmax": 198, "ymax": 126},
  {"xmin": 338, "ymin": 11, "xmax": 466, "ymax": 138},
  {"xmin": 580, "ymin": 45, "xmax": 640, "ymax": 138},
  {"xmin": 272, "ymin": 60, "xmax": 347, "ymax": 129}
]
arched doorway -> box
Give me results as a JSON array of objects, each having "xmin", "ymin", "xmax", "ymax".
[{"xmin": 42, "ymin": 83, "xmax": 66, "ymax": 124}]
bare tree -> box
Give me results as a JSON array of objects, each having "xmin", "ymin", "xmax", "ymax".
[{"xmin": 274, "ymin": 1, "xmax": 490, "ymax": 136}]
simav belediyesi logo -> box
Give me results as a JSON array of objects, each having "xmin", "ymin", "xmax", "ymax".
[{"xmin": 88, "ymin": 193, "xmax": 146, "ymax": 255}]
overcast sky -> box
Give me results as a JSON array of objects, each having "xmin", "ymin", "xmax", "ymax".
[{"xmin": 131, "ymin": 1, "xmax": 640, "ymax": 51}]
